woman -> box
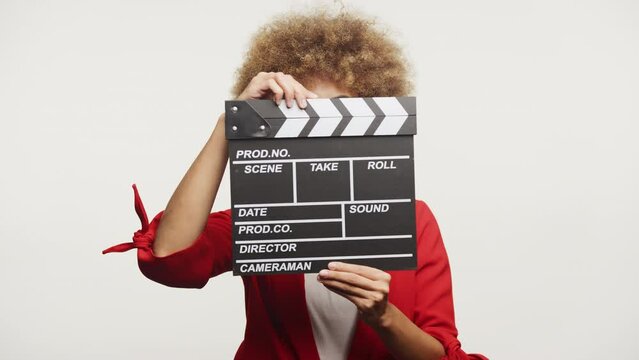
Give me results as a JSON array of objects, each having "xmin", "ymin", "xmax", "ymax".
[{"xmin": 103, "ymin": 10, "xmax": 487, "ymax": 360}]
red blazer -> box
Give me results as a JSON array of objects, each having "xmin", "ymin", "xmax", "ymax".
[{"xmin": 103, "ymin": 185, "xmax": 487, "ymax": 360}]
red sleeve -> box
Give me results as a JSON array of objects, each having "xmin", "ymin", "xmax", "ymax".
[
  {"xmin": 413, "ymin": 200, "xmax": 488, "ymax": 360},
  {"xmin": 102, "ymin": 184, "xmax": 232, "ymax": 289}
]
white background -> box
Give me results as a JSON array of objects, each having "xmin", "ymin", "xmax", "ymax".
[{"xmin": 1, "ymin": 0, "xmax": 637, "ymax": 359}]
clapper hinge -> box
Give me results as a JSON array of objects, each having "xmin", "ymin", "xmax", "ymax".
[{"xmin": 225, "ymin": 100, "xmax": 271, "ymax": 139}]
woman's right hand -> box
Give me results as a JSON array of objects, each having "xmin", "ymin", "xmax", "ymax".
[{"xmin": 236, "ymin": 72, "xmax": 318, "ymax": 109}]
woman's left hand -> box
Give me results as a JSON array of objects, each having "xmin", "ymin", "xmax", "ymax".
[{"xmin": 317, "ymin": 261, "xmax": 392, "ymax": 328}]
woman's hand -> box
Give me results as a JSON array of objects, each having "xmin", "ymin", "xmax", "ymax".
[
  {"xmin": 236, "ymin": 71, "xmax": 318, "ymax": 108},
  {"xmin": 317, "ymin": 261, "xmax": 392, "ymax": 328},
  {"xmin": 318, "ymin": 262, "xmax": 446, "ymax": 360}
]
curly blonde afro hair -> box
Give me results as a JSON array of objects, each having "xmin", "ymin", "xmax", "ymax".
[{"xmin": 231, "ymin": 10, "xmax": 412, "ymax": 97}]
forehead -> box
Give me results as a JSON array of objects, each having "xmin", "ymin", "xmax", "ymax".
[{"xmin": 306, "ymin": 78, "xmax": 353, "ymax": 98}]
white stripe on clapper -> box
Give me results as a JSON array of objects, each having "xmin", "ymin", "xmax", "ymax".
[
  {"xmin": 233, "ymin": 155, "xmax": 409, "ymax": 165},
  {"xmin": 275, "ymin": 102, "xmax": 310, "ymax": 138},
  {"xmin": 307, "ymin": 98, "xmax": 342, "ymax": 137},
  {"xmin": 236, "ymin": 234, "xmax": 412, "ymax": 244},
  {"xmin": 235, "ymin": 218, "xmax": 341, "ymax": 225},
  {"xmin": 234, "ymin": 198, "xmax": 412, "ymax": 208},
  {"xmin": 341, "ymin": 203, "xmax": 346, "ymax": 237},
  {"xmin": 292, "ymin": 162, "xmax": 297, "ymax": 203},
  {"xmin": 236, "ymin": 253, "xmax": 413, "ymax": 263},
  {"xmin": 373, "ymin": 97, "xmax": 409, "ymax": 135},
  {"xmin": 339, "ymin": 98, "xmax": 376, "ymax": 136}
]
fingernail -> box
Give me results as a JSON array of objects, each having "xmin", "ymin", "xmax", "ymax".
[
  {"xmin": 301, "ymin": 99, "xmax": 307, "ymax": 108},
  {"xmin": 319, "ymin": 269, "xmax": 329, "ymax": 277},
  {"xmin": 328, "ymin": 262, "xmax": 338, "ymax": 270}
]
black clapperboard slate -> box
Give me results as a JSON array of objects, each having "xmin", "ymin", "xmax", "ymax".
[{"xmin": 225, "ymin": 97, "xmax": 417, "ymax": 275}]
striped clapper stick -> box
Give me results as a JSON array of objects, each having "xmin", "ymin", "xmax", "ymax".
[{"xmin": 225, "ymin": 97, "xmax": 417, "ymax": 275}]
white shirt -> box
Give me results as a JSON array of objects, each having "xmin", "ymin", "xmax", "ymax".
[{"xmin": 304, "ymin": 272, "xmax": 359, "ymax": 360}]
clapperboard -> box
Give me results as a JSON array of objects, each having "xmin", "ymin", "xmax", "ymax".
[{"xmin": 225, "ymin": 97, "xmax": 417, "ymax": 275}]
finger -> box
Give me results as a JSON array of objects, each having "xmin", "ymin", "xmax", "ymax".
[
  {"xmin": 255, "ymin": 71, "xmax": 270, "ymax": 80},
  {"xmin": 318, "ymin": 269, "xmax": 383, "ymax": 292},
  {"xmin": 292, "ymin": 80, "xmax": 318, "ymax": 99},
  {"xmin": 287, "ymin": 76, "xmax": 312, "ymax": 108},
  {"xmin": 273, "ymin": 72, "xmax": 295, "ymax": 108},
  {"xmin": 267, "ymin": 78, "xmax": 284, "ymax": 105},
  {"xmin": 323, "ymin": 283, "xmax": 367, "ymax": 307},
  {"xmin": 328, "ymin": 262, "xmax": 391, "ymax": 282},
  {"xmin": 320, "ymin": 278, "xmax": 370, "ymax": 299},
  {"xmin": 292, "ymin": 84, "xmax": 308, "ymax": 108}
]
